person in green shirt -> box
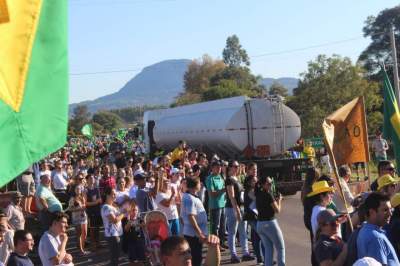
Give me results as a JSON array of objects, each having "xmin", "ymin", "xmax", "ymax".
[{"xmin": 205, "ymin": 161, "xmax": 226, "ymax": 237}]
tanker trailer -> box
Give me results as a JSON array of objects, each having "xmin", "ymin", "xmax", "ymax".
[{"xmin": 144, "ymin": 96, "xmax": 306, "ymax": 195}]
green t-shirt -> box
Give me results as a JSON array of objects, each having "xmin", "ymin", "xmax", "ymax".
[{"xmin": 205, "ymin": 174, "xmax": 226, "ymax": 209}]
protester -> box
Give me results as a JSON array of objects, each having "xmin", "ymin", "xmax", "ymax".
[
  {"xmin": 101, "ymin": 187, "xmax": 124, "ymax": 266},
  {"xmin": 370, "ymin": 161, "xmax": 396, "ymax": 191},
  {"xmin": 7, "ymin": 230, "xmax": 34, "ymax": 266},
  {"xmin": 85, "ymin": 174, "xmax": 102, "ymax": 250},
  {"xmin": 38, "ymin": 212, "xmax": 73, "ymax": 266},
  {"xmin": 308, "ymin": 181, "xmax": 336, "ymax": 236},
  {"xmin": 122, "ymin": 200, "xmax": 146, "ymax": 266},
  {"xmin": 205, "ymin": 161, "xmax": 226, "ymax": 240},
  {"xmin": 357, "ymin": 192, "xmax": 399, "ymax": 265},
  {"xmin": 135, "ymin": 173, "xmax": 155, "ymax": 213},
  {"xmin": 181, "ymin": 178, "xmax": 208, "ymax": 266},
  {"xmin": 313, "ymin": 209, "xmax": 347, "ymax": 266},
  {"xmin": 161, "ymin": 235, "xmax": 220, "ymax": 266},
  {"xmin": 16, "ymin": 167, "xmax": 35, "ymax": 215},
  {"xmin": 255, "ymin": 176, "xmax": 285, "ymax": 266},
  {"xmin": 372, "ymin": 131, "xmax": 389, "ymax": 162},
  {"xmin": 5, "ymin": 192, "xmax": 25, "ymax": 231},
  {"xmin": 377, "ymin": 174, "xmax": 398, "ymax": 198},
  {"xmin": 244, "ymin": 171, "xmax": 264, "ymax": 264},
  {"xmin": 115, "ymin": 177, "xmax": 130, "ymax": 206},
  {"xmin": 333, "ymin": 165, "xmax": 354, "ymax": 214},
  {"xmin": 225, "ymin": 161, "xmax": 253, "ymax": 263},
  {"xmin": 156, "ymin": 178, "xmax": 180, "ymax": 236},
  {"xmin": 0, "ymin": 222, "xmax": 13, "ymax": 266},
  {"xmin": 67, "ymin": 184, "xmax": 88, "ymax": 255},
  {"xmin": 35, "ymin": 174, "xmax": 63, "ymax": 232}
]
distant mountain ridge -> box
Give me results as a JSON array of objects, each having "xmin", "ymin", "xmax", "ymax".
[{"xmin": 70, "ymin": 59, "xmax": 299, "ymax": 114}]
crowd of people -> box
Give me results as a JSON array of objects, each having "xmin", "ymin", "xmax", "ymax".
[{"xmin": 0, "ymin": 132, "xmax": 397, "ymax": 266}]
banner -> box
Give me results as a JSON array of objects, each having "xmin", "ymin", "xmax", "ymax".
[{"xmin": 322, "ymin": 96, "xmax": 370, "ymax": 166}]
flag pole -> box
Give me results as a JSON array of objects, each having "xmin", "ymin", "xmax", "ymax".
[
  {"xmin": 360, "ymin": 96, "xmax": 372, "ymax": 190},
  {"xmin": 323, "ymin": 121, "xmax": 354, "ymax": 232}
]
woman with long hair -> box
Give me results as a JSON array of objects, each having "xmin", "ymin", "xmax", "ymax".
[
  {"xmin": 156, "ymin": 177, "xmax": 180, "ymax": 235},
  {"xmin": 256, "ymin": 176, "xmax": 285, "ymax": 266},
  {"xmin": 67, "ymin": 184, "xmax": 89, "ymax": 255},
  {"xmin": 101, "ymin": 187, "xmax": 125, "ymax": 266}
]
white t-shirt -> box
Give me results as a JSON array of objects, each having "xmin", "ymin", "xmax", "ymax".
[
  {"xmin": 311, "ymin": 205, "xmax": 326, "ymax": 236},
  {"xmin": 155, "ymin": 192, "xmax": 179, "ymax": 220},
  {"xmin": 51, "ymin": 171, "xmax": 68, "ymax": 190},
  {"xmin": 38, "ymin": 231, "xmax": 73, "ymax": 266},
  {"xmin": 115, "ymin": 190, "xmax": 129, "ymax": 205},
  {"xmin": 101, "ymin": 204, "xmax": 123, "ymax": 237}
]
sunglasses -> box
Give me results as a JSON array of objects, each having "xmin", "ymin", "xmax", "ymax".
[{"xmin": 386, "ymin": 167, "xmax": 396, "ymax": 172}]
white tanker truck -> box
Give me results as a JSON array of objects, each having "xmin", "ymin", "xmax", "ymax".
[{"xmin": 143, "ymin": 96, "xmax": 309, "ymax": 195}]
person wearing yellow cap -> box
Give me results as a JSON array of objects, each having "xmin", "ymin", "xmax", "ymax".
[
  {"xmin": 377, "ymin": 174, "xmax": 398, "ymax": 198},
  {"xmin": 388, "ymin": 193, "xmax": 400, "ymax": 258},
  {"xmin": 308, "ymin": 181, "xmax": 335, "ymax": 237}
]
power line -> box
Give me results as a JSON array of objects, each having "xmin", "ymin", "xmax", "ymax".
[
  {"xmin": 70, "ymin": 31, "xmax": 388, "ymax": 77},
  {"xmin": 70, "ymin": 68, "xmax": 142, "ymax": 76}
]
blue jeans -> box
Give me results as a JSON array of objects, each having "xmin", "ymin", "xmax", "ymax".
[
  {"xmin": 226, "ymin": 207, "xmax": 249, "ymax": 256},
  {"xmin": 169, "ymin": 218, "xmax": 180, "ymax": 236},
  {"xmin": 257, "ymin": 219, "xmax": 285, "ymax": 266},
  {"xmin": 249, "ymin": 220, "xmax": 264, "ymax": 260}
]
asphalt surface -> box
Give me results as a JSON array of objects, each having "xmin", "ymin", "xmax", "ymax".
[{"xmin": 63, "ymin": 192, "xmax": 310, "ymax": 266}]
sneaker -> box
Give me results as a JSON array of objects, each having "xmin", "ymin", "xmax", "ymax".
[
  {"xmin": 242, "ymin": 254, "xmax": 255, "ymax": 261},
  {"xmin": 230, "ymin": 256, "xmax": 241, "ymax": 264},
  {"xmin": 220, "ymin": 243, "xmax": 229, "ymax": 250},
  {"xmin": 257, "ymin": 257, "xmax": 263, "ymax": 265}
]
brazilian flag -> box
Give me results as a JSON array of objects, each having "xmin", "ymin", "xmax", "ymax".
[
  {"xmin": 382, "ymin": 69, "xmax": 400, "ymax": 172},
  {"xmin": 81, "ymin": 124, "xmax": 93, "ymax": 139},
  {"xmin": 0, "ymin": 1, "xmax": 68, "ymax": 185}
]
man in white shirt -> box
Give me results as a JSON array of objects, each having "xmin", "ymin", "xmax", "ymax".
[
  {"xmin": 372, "ymin": 131, "xmax": 389, "ymax": 162},
  {"xmin": 39, "ymin": 212, "xmax": 73, "ymax": 266}
]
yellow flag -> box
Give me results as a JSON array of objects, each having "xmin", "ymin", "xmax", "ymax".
[{"xmin": 322, "ymin": 96, "xmax": 370, "ymax": 166}]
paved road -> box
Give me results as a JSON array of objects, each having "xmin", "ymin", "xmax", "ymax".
[{"xmin": 67, "ymin": 192, "xmax": 310, "ymax": 266}]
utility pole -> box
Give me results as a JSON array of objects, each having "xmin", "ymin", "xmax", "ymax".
[{"xmin": 390, "ymin": 25, "xmax": 400, "ymax": 107}]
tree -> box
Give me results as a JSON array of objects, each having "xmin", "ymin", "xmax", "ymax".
[
  {"xmin": 269, "ymin": 82, "xmax": 289, "ymax": 97},
  {"xmin": 287, "ymin": 55, "xmax": 382, "ymax": 137},
  {"xmin": 69, "ymin": 105, "xmax": 90, "ymax": 133},
  {"xmin": 359, "ymin": 5, "xmax": 400, "ymax": 75},
  {"xmin": 92, "ymin": 111, "xmax": 123, "ymax": 132},
  {"xmin": 184, "ymin": 54, "xmax": 225, "ymax": 95},
  {"xmin": 222, "ymin": 35, "xmax": 250, "ymax": 67}
]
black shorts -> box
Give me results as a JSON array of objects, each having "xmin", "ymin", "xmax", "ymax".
[
  {"xmin": 88, "ymin": 212, "xmax": 102, "ymax": 228},
  {"xmin": 128, "ymin": 238, "xmax": 146, "ymax": 262}
]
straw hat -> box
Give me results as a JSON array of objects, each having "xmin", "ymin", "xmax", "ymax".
[
  {"xmin": 307, "ymin": 181, "xmax": 334, "ymax": 197},
  {"xmin": 391, "ymin": 193, "xmax": 400, "ymax": 209},
  {"xmin": 377, "ymin": 174, "xmax": 398, "ymax": 191}
]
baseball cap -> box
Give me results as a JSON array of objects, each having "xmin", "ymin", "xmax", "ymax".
[{"xmin": 317, "ymin": 209, "xmax": 341, "ymax": 225}]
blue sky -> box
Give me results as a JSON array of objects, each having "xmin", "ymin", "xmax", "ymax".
[{"xmin": 69, "ymin": 0, "xmax": 398, "ymax": 103}]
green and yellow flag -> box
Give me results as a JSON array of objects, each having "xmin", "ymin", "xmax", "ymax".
[
  {"xmin": 382, "ymin": 69, "xmax": 400, "ymax": 172},
  {"xmin": 0, "ymin": 1, "xmax": 68, "ymax": 185}
]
